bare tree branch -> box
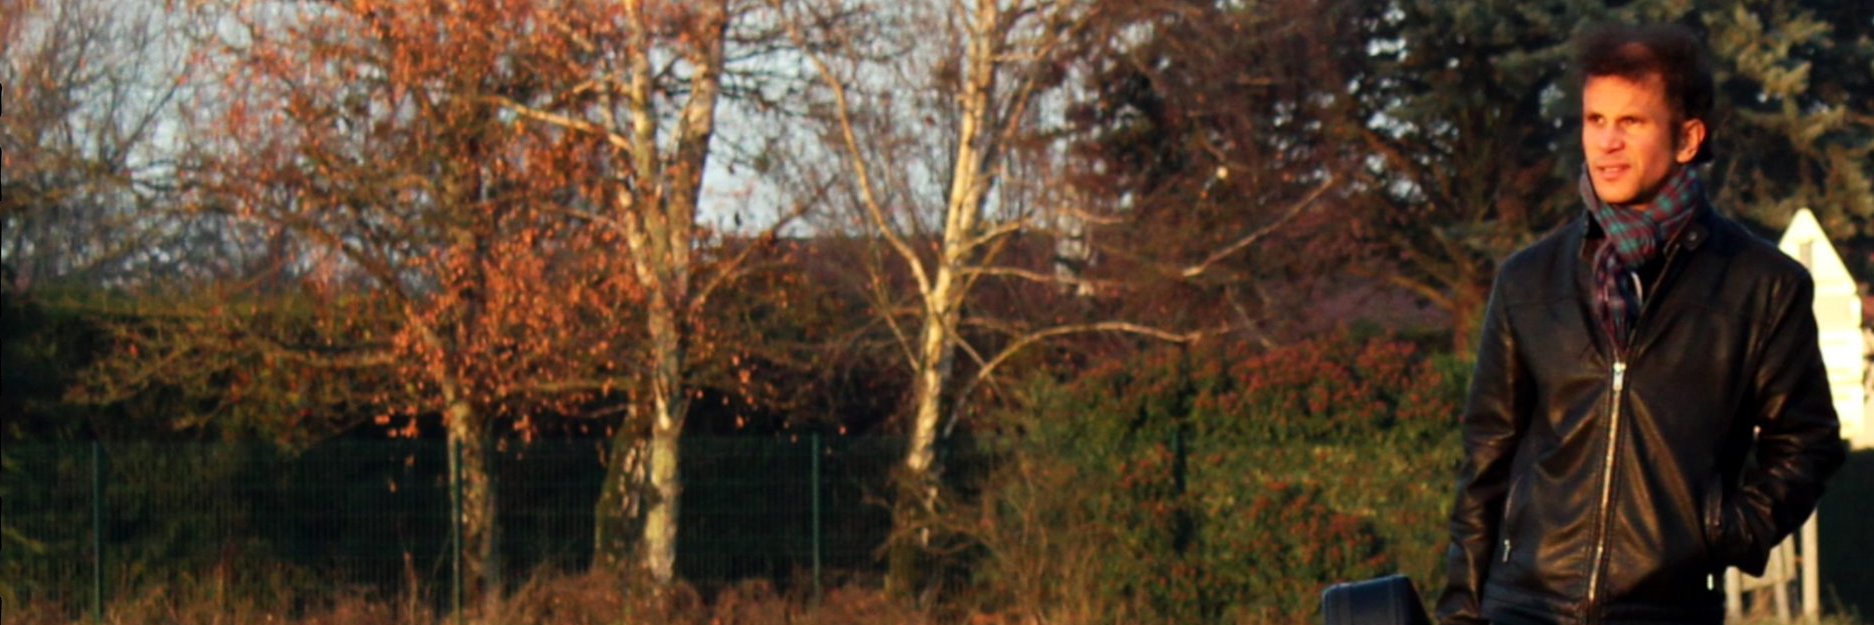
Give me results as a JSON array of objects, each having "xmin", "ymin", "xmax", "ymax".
[
  {"xmin": 1180, "ymin": 173, "xmax": 1334, "ymax": 279},
  {"xmin": 767, "ymin": 0, "xmax": 935, "ymax": 299},
  {"xmin": 943, "ymin": 320, "xmax": 1208, "ymax": 437},
  {"xmin": 483, "ymin": 95, "xmax": 634, "ymax": 152},
  {"xmin": 957, "ymin": 264, "xmax": 1119, "ymax": 290}
]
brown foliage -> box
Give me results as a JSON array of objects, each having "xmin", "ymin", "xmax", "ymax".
[{"xmin": 141, "ymin": 0, "xmax": 649, "ymax": 441}]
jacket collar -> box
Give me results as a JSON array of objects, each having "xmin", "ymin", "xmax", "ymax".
[
  {"xmin": 1569, "ymin": 204, "xmax": 1727, "ymax": 360},
  {"xmin": 1577, "ymin": 203, "xmax": 1714, "ymax": 259}
]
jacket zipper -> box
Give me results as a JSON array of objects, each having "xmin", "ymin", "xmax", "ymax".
[
  {"xmin": 1577, "ymin": 226, "xmax": 1691, "ymax": 618},
  {"xmin": 1501, "ymin": 484, "xmax": 1518, "ymax": 562},
  {"xmin": 1585, "ymin": 359, "xmax": 1627, "ymax": 614}
]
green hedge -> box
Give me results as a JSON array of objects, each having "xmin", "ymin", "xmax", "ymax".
[{"xmin": 975, "ymin": 331, "xmax": 1468, "ymax": 623}]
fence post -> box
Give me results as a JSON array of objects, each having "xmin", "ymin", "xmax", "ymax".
[
  {"xmin": 1171, "ymin": 427, "xmax": 1193, "ymax": 553},
  {"xmin": 811, "ymin": 433, "xmax": 823, "ymax": 605},
  {"xmin": 91, "ymin": 440, "xmax": 104, "ymax": 624},
  {"xmin": 1802, "ymin": 511, "xmax": 1819, "ymax": 624},
  {"xmin": 451, "ymin": 438, "xmax": 464, "ymax": 625},
  {"xmin": 1172, "ymin": 427, "xmax": 1186, "ymax": 494}
]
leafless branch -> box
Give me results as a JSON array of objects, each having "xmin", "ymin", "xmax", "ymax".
[
  {"xmin": 943, "ymin": 320, "xmax": 1208, "ymax": 437},
  {"xmin": 691, "ymin": 196, "xmax": 815, "ymax": 312},
  {"xmin": 767, "ymin": 0, "xmax": 936, "ymax": 299},
  {"xmin": 483, "ymin": 95, "xmax": 632, "ymax": 152},
  {"xmin": 1180, "ymin": 173, "xmax": 1334, "ymax": 279},
  {"xmin": 958, "ymin": 265, "xmax": 1119, "ymax": 290}
]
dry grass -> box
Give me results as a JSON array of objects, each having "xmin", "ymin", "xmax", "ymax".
[
  {"xmin": 7, "ymin": 570, "xmax": 1864, "ymax": 625},
  {"xmin": 0, "ymin": 568, "xmax": 932, "ymax": 625}
]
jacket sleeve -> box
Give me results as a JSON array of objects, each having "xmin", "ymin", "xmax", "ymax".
[
  {"xmin": 1719, "ymin": 273, "xmax": 1846, "ymax": 575},
  {"xmin": 1436, "ymin": 274, "xmax": 1532, "ymax": 625}
]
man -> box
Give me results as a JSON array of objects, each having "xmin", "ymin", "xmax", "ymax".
[{"xmin": 1437, "ymin": 22, "xmax": 1845, "ymax": 625}]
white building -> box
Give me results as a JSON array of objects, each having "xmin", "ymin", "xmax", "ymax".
[{"xmin": 1775, "ymin": 208, "xmax": 1869, "ymax": 449}]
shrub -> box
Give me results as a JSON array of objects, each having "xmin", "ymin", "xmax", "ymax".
[{"xmin": 971, "ymin": 330, "xmax": 1467, "ymax": 623}]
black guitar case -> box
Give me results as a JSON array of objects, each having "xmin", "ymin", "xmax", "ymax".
[{"xmin": 1321, "ymin": 574, "xmax": 1432, "ymax": 625}]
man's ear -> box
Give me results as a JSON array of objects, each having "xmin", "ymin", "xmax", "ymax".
[{"xmin": 1675, "ymin": 118, "xmax": 1707, "ymax": 164}]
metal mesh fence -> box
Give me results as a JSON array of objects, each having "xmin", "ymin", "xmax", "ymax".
[{"xmin": 0, "ymin": 435, "xmax": 904, "ymax": 616}]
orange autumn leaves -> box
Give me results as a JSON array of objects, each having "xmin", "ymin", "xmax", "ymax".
[{"xmin": 199, "ymin": 0, "xmax": 657, "ymax": 438}]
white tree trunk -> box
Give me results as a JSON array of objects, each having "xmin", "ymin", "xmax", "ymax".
[
  {"xmin": 904, "ymin": 276, "xmax": 959, "ymax": 502},
  {"xmin": 640, "ymin": 297, "xmax": 686, "ymax": 584},
  {"xmin": 613, "ymin": 0, "xmax": 723, "ymax": 588}
]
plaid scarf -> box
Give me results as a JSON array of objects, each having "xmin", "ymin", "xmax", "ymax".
[{"xmin": 1582, "ymin": 165, "xmax": 1704, "ymax": 353}]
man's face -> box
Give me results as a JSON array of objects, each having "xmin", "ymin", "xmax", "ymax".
[{"xmin": 1581, "ymin": 73, "xmax": 1706, "ymax": 208}]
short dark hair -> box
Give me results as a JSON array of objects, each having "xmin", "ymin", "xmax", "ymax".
[{"xmin": 1575, "ymin": 22, "xmax": 1716, "ymax": 163}]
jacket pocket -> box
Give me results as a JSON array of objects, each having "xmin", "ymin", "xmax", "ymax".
[
  {"xmin": 1498, "ymin": 474, "xmax": 1528, "ymax": 564},
  {"xmin": 1701, "ymin": 473, "xmax": 1728, "ymax": 569}
]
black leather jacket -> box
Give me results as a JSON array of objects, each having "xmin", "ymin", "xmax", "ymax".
[{"xmin": 1437, "ymin": 207, "xmax": 1845, "ymax": 625}]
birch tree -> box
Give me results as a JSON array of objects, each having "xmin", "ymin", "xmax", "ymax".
[
  {"xmin": 776, "ymin": 0, "xmax": 1239, "ymax": 592},
  {"xmin": 484, "ymin": 0, "xmax": 810, "ymax": 584}
]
